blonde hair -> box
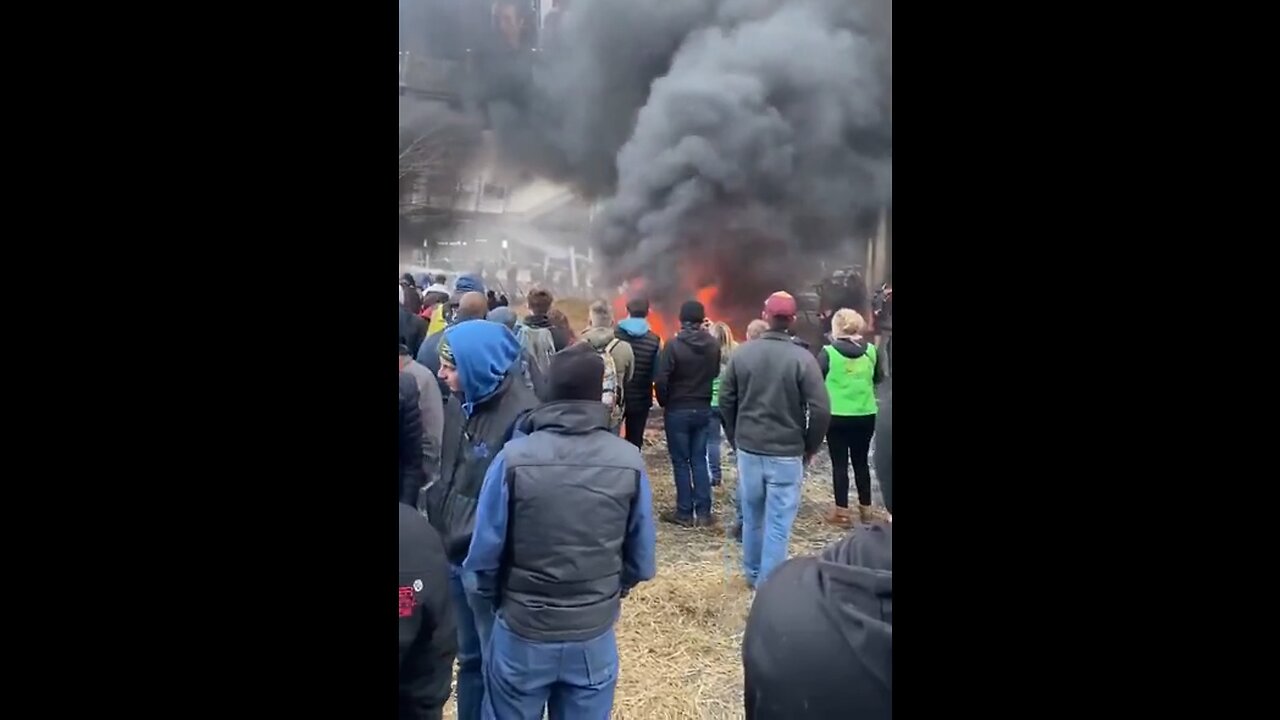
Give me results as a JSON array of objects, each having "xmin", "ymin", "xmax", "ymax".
[
  {"xmin": 711, "ymin": 321, "xmax": 737, "ymax": 364},
  {"xmin": 746, "ymin": 319, "xmax": 768, "ymax": 340},
  {"xmin": 831, "ymin": 308, "xmax": 866, "ymax": 339}
]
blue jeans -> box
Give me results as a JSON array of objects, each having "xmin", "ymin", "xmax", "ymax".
[
  {"xmin": 451, "ymin": 567, "xmax": 498, "ymax": 720},
  {"xmin": 706, "ymin": 409, "xmax": 723, "ymax": 484},
  {"xmin": 664, "ymin": 408, "xmax": 713, "ymax": 518},
  {"xmin": 482, "ymin": 618, "xmax": 619, "ymax": 720},
  {"xmin": 734, "ymin": 480, "xmax": 743, "ymax": 539},
  {"xmin": 737, "ymin": 450, "xmax": 804, "ymax": 588}
]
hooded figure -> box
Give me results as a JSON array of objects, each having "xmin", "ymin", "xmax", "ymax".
[
  {"xmin": 743, "ymin": 526, "xmax": 892, "ymax": 719},
  {"xmin": 653, "ymin": 300, "xmax": 721, "ymax": 526},
  {"xmin": 424, "ymin": 320, "xmax": 539, "ymax": 720}
]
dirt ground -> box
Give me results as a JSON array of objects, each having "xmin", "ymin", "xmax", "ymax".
[{"xmin": 440, "ymin": 416, "xmax": 883, "ymax": 719}]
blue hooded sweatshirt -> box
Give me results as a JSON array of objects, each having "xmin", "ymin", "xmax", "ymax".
[
  {"xmin": 441, "ymin": 320, "xmax": 522, "ymax": 417},
  {"xmin": 617, "ymin": 317, "xmax": 651, "ymax": 337}
]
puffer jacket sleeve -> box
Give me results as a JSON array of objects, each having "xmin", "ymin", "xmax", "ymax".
[{"xmin": 399, "ymin": 374, "xmax": 427, "ymax": 506}]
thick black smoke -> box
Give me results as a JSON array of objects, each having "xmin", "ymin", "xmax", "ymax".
[{"xmin": 478, "ymin": 0, "xmax": 891, "ymax": 312}]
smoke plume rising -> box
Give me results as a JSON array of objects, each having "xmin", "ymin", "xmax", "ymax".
[{"xmin": 481, "ymin": 0, "xmax": 892, "ymax": 312}]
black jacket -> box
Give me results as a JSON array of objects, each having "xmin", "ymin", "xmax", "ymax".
[
  {"xmin": 401, "ymin": 282, "xmax": 424, "ymax": 315},
  {"xmin": 522, "ymin": 312, "xmax": 571, "ymax": 352},
  {"xmin": 720, "ymin": 330, "xmax": 831, "ymax": 457},
  {"xmin": 817, "ymin": 337, "xmax": 886, "ymax": 385},
  {"xmin": 615, "ymin": 320, "xmax": 661, "ymax": 412},
  {"xmin": 398, "ymin": 503, "xmax": 457, "ymax": 720},
  {"xmin": 654, "ymin": 324, "xmax": 720, "ymax": 411},
  {"xmin": 399, "ymin": 373, "xmax": 427, "ymax": 506},
  {"xmin": 426, "ymin": 373, "xmax": 539, "ymax": 565},
  {"xmin": 400, "ymin": 306, "xmax": 428, "ymax": 359},
  {"xmin": 744, "ymin": 526, "xmax": 892, "ymax": 719}
]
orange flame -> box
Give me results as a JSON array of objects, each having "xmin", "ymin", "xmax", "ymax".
[{"xmin": 613, "ymin": 281, "xmax": 725, "ymax": 341}]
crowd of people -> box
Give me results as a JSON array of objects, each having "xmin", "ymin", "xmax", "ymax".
[{"xmin": 398, "ymin": 272, "xmax": 893, "ymax": 720}]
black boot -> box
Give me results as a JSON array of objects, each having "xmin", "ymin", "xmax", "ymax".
[{"xmin": 660, "ymin": 510, "xmax": 694, "ymax": 528}]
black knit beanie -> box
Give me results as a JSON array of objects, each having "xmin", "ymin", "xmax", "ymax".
[
  {"xmin": 547, "ymin": 344, "xmax": 604, "ymax": 402},
  {"xmin": 679, "ymin": 300, "xmax": 706, "ymax": 324}
]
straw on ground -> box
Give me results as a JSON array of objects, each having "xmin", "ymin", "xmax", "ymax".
[{"xmin": 441, "ymin": 421, "xmax": 873, "ymax": 719}]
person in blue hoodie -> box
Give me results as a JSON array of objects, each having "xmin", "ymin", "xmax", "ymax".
[
  {"xmin": 465, "ymin": 344, "xmax": 657, "ymax": 720},
  {"xmin": 423, "ymin": 320, "xmax": 539, "ymax": 720},
  {"xmin": 614, "ymin": 297, "xmax": 662, "ymax": 450}
]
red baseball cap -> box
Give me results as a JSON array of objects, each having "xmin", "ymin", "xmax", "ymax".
[{"xmin": 763, "ymin": 291, "xmax": 797, "ymax": 318}]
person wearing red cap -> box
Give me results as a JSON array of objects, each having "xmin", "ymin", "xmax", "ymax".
[{"xmin": 719, "ymin": 291, "xmax": 831, "ymax": 589}]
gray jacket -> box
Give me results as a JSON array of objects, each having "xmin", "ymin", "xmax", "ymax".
[
  {"xmin": 719, "ymin": 330, "xmax": 831, "ymax": 458},
  {"xmin": 401, "ymin": 358, "xmax": 444, "ymax": 487}
]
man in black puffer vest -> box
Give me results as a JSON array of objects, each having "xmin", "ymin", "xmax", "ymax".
[
  {"xmin": 615, "ymin": 297, "xmax": 661, "ymax": 449},
  {"xmin": 464, "ymin": 344, "xmax": 657, "ymax": 719}
]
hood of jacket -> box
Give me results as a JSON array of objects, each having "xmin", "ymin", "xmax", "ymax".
[
  {"xmin": 516, "ymin": 400, "xmax": 610, "ymax": 436},
  {"xmin": 674, "ymin": 323, "xmax": 716, "ymax": 354},
  {"xmin": 580, "ymin": 325, "xmax": 618, "ymax": 350},
  {"xmin": 441, "ymin": 320, "xmax": 521, "ymax": 416},
  {"xmin": 523, "ymin": 313, "xmax": 553, "ymax": 330},
  {"xmin": 617, "ymin": 317, "xmax": 651, "ymax": 338},
  {"xmin": 817, "ymin": 525, "xmax": 893, "ymax": 689},
  {"xmin": 829, "ymin": 336, "xmax": 871, "ymax": 359}
]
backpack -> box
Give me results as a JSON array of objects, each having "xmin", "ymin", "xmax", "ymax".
[
  {"xmin": 516, "ymin": 323, "xmax": 556, "ymax": 378},
  {"xmin": 596, "ymin": 338, "xmax": 626, "ymax": 428}
]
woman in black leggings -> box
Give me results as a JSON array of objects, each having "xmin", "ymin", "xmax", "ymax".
[{"xmin": 818, "ymin": 309, "xmax": 886, "ymax": 525}]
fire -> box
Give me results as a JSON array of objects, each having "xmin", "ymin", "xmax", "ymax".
[{"xmin": 613, "ymin": 281, "xmax": 723, "ymax": 341}]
